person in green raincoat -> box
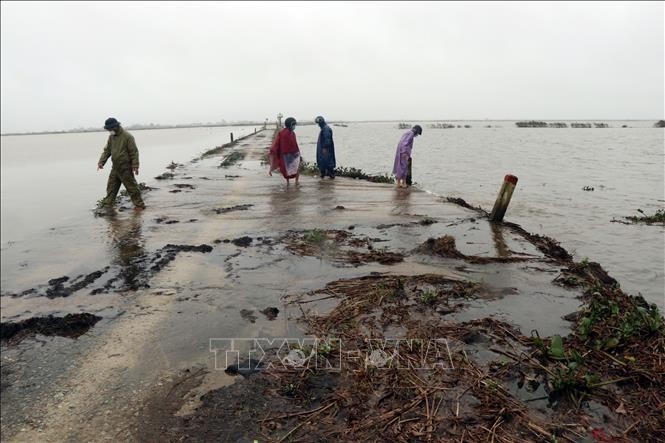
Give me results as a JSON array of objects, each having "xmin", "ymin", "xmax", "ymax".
[{"xmin": 97, "ymin": 117, "xmax": 146, "ymax": 210}]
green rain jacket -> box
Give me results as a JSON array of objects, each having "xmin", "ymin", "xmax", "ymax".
[{"xmin": 98, "ymin": 128, "xmax": 140, "ymax": 169}]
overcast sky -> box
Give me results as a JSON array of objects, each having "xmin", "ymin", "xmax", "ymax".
[{"xmin": 1, "ymin": 1, "xmax": 663, "ymax": 133}]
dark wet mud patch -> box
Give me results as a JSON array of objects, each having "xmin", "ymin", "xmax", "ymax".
[
  {"xmin": 260, "ymin": 307, "xmax": 279, "ymax": 320},
  {"xmin": 415, "ymin": 235, "xmax": 535, "ymax": 264},
  {"xmin": 282, "ymin": 229, "xmax": 404, "ymax": 266},
  {"xmin": 91, "ymin": 244, "xmax": 213, "ymax": 293},
  {"xmin": 169, "ymin": 189, "xmax": 182, "ymax": 193},
  {"xmin": 225, "ymin": 358, "xmax": 263, "ymax": 377},
  {"xmin": 212, "ymin": 204, "xmax": 253, "ymax": 214},
  {"xmin": 239, "ymin": 309, "xmax": 257, "ymax": 323},
  {"xmin": 154, "ymin": 216, "xmax": 179, "ymax": 224},
  {"xmin": 1, "ymin": 313, "xmax": 102, "ymax": 346},
  {"xmin": 7, "ymin": 268, "xmax": 110, "ymax": 299},
  {"xmin": 231, "ymin": 236, "xmax": 253, "ymax": 247}
]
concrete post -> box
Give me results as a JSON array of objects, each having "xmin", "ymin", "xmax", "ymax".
[
  {"xmin": 489, "ymin": 174, "xmax": 518, "ymax": 222},
  {"xmin": 230, "ymin": 132, "xmax": 234, "ymax": 143}
]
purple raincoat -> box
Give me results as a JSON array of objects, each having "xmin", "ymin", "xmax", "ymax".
[{"xmin": 392, "ymin": 130, "xmax": 416, "ymax": 179}]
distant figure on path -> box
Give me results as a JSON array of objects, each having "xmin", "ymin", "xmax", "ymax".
[
  {"xmin": 392, "ymin": 125, "xmax": 422, "ymax": 188},
  {"xmin": 315, "ymin": 115, "xmax": 336, "ymax": 179},
  {"xmin": 269, "ymin": 117, "xmax": 301, "ymax": 186},
  {"xmin": 97, "ymin": 118, "xmax": 146, "ymax": 210}
]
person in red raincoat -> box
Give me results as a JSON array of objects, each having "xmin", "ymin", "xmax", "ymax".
[{"xmin": 269, "ymin": 117, "xmax": 301, "ymax": 185}]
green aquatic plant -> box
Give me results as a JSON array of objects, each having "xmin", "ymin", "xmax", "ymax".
[
  {"xmin": 317, "ymin": 342, "xmax": 333, "ymax": 357},
  {"xmin": 419, "ymin": 290, "xmax": 438, "ymax": 305},
  {"xmin": 303, "ymin": 229, "xmax": 326, "ymax": 245}
]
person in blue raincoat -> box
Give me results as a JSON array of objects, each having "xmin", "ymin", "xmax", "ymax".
[{"xmin": 315, "ymin": 116, "xmax": 336, "ymax": 179}]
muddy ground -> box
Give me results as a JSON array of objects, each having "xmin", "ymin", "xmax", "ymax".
[{"xmin": 1, "ymin": 129, "xmax": 662, "ymax": 442}]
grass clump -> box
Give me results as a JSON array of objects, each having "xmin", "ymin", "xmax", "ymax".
[
  {"xmin": 419, "ymin": 290, "xmax": 439, "ymax": 305},
  {"xmin": 303, "ymin": 229, "xmax": 326, "ymax": 245},
  {"xmin": 219, "ymin": 151, "xmax": 246, "ymax": 168}
]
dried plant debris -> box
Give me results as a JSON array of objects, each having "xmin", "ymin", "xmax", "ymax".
[{"xmin": 283, "ymin": 229, "xmax": 403, "ymax": 266}]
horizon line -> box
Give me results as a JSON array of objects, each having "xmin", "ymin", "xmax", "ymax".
[{"xmin": 2, "ymin": 118, "xmax": 663, "ymax": 136}]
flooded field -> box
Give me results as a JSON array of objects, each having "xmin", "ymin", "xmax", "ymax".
[
  {"xmin": 1, "ymin": 125, "xmax": 257, "ymax": 243},
  {"xmin": 295, "ymin": 121, "xmax": 664, "ymax": 307}
]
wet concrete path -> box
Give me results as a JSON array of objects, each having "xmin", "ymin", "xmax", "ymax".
[{"xmin": 1, "ymin": 129, "xmax": 585, "ymax": 441}]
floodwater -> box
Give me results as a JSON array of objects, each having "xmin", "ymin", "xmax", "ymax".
[
  {"xmin": 1, "ymin": 125, "xmax": 256, "ymax": 243},
  {"xmin": 1, "ymin": 121, "xmax": 663, "ymax": 308},
  {"xmin": 0, "ymin": 124, "xmax": 661, "ymax": 441},
  {"xmin": 295, "ymin": 121, "xmax": 664, "ymax": 307}
]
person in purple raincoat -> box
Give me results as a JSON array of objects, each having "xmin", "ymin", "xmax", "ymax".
[{"xmin": 392, "ymin": 125, "xmax": 422, "ymax": 188}]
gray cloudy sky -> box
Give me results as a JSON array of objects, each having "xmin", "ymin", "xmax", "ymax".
[{"xmin": 1, "ymin": 1, "xmax": 663, "ymax": 133}]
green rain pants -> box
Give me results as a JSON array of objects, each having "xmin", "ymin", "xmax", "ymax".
[{"xmin": 102, "ymin": 166, "xmax": 145, "ymax": 208}]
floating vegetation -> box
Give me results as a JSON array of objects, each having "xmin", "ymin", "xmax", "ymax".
[
  {"xmin": 299, "ymin": 162, "xmax": 394, "ymax": 184},
  {"xmin": 515, "ymin": 121, "xmax": 548, "ymax": 128},
  {"xmin": 334, "ymin": 166, "xmax": 394, "ymax": 184},
  {"xmin": 623, "ymin": 208, "xmax": 665, "ymax": 225},
  {"xmin": 428, "ymin": 123, "xmax": 456, "ymax": 129},
  {"xmin": 219, "ymin": 151, "xmax": 246, "ymax": 168},
  {"xmin": 516, "ymin": 121, "xmax": 610, "ymax": 128},
  {"xmin": 654, "ymin": 120, "xmax": 665, "ymax": 128},
  {"xmin": 397, "ymin": 122, "xmax": 411, "ymax": 129},
  {"xmin": 582, "ymin": 185, "xmax": 595, "ymax": 191}
]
